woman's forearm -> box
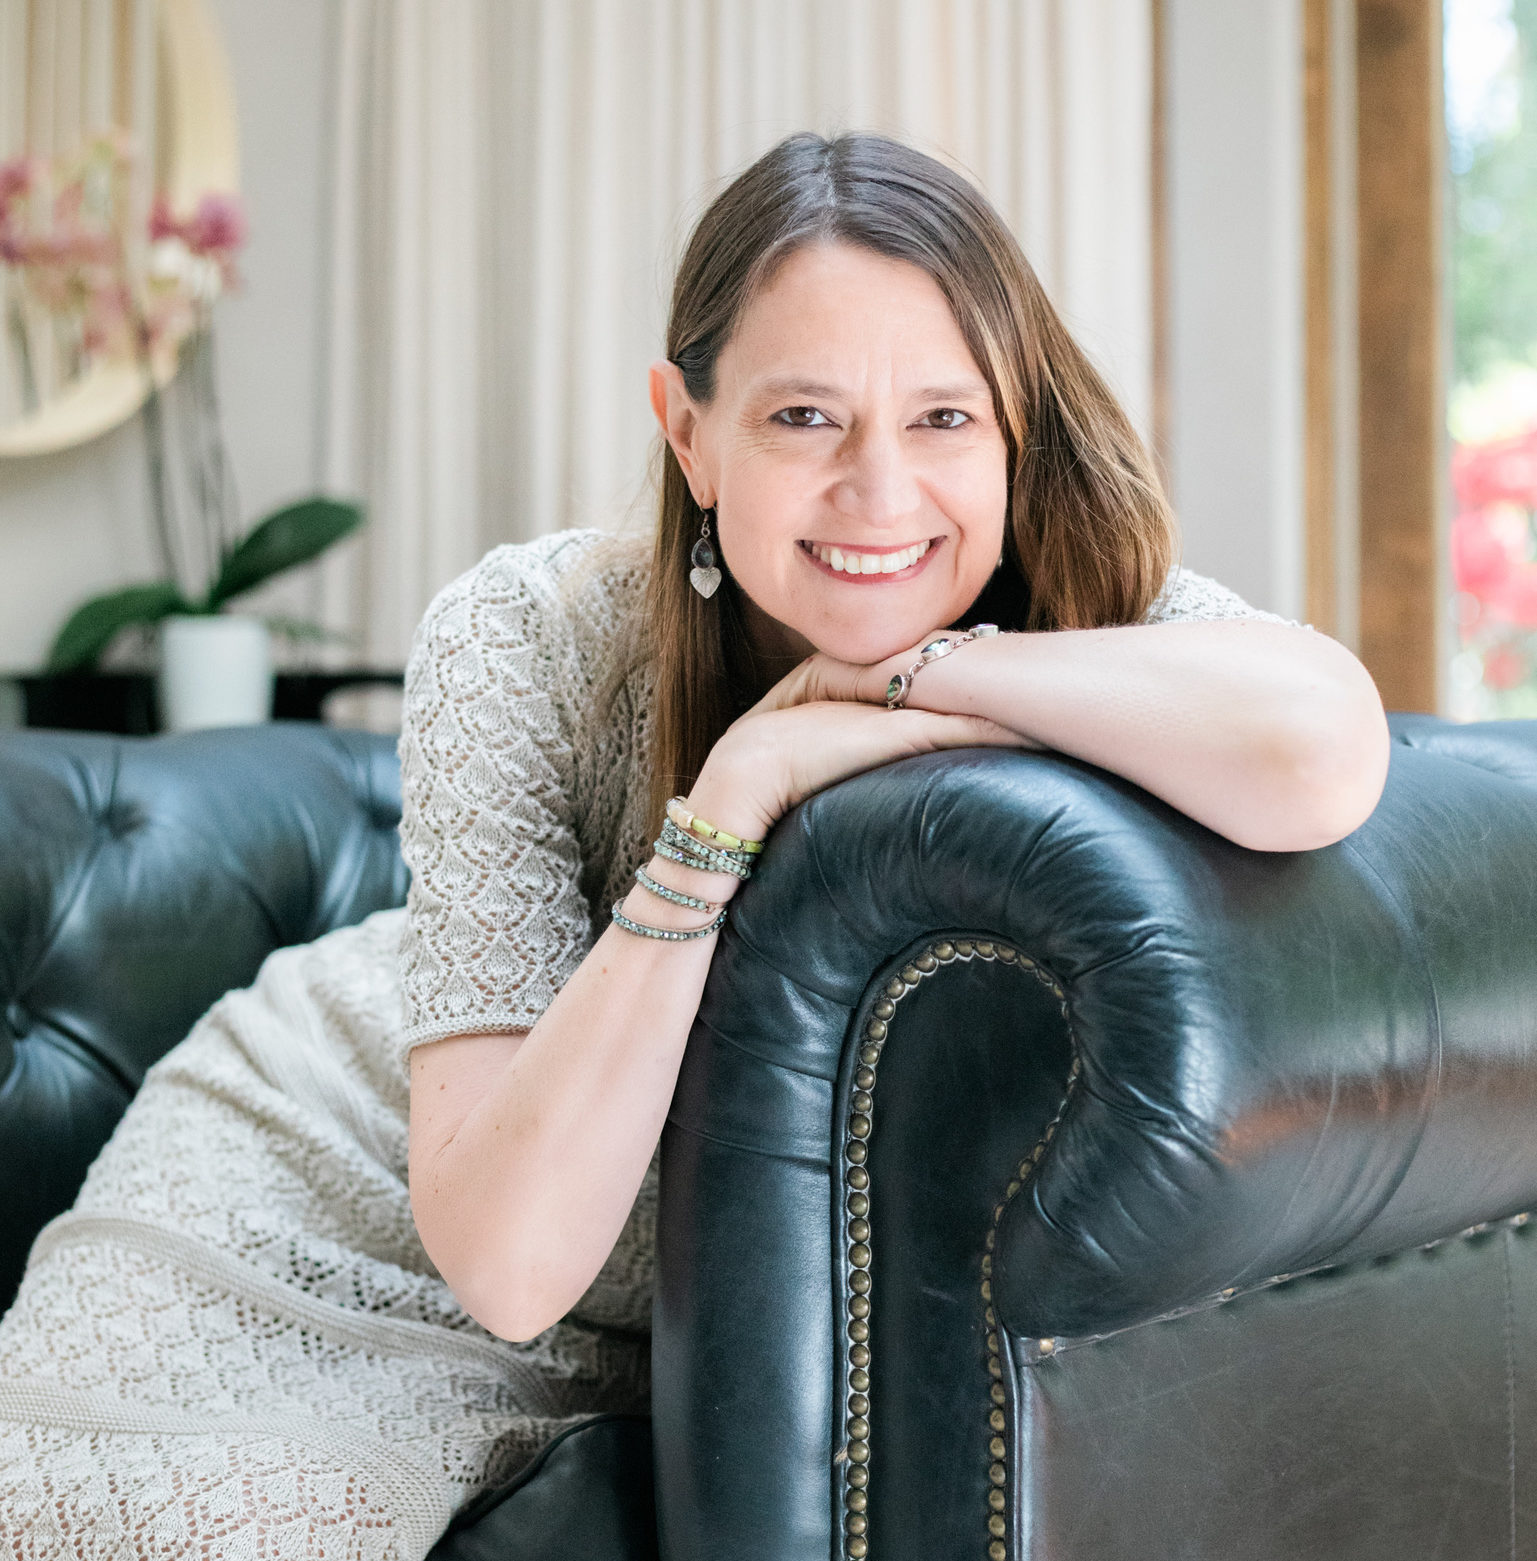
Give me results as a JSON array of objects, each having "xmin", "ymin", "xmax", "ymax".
[
  {"xmin": 408, "ymin": 694, "xmax": 1027, "ymax": 1341},
  {"xmin": 409, "ymin": 851, "xmax": 734, "ymax": 1342},
  {"xmin": 901, "ymin": 620, "xmax": 1390, "ymax": 852}
]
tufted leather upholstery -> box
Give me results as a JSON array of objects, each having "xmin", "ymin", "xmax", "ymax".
[
  {"xmin": 656, "ymin": 714, "xmax": 1537, "ymax": 1560},
  {"xmin": 0, "ymin": 725, "xmax": 408, "ymax": 1311}
]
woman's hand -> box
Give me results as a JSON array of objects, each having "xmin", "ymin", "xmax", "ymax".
[
  {"xmin": 687, "ymin": 652, "xmax": 1024, "ymax": 845},
  {"xmin": 746, "ymin": 645, "xmax": 906, "ymax": 712}
]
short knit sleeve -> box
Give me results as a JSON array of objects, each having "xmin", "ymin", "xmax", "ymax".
[
  {"xmin": 1144, "ymin": 565, "xmax": 1312, "ymax": 629},
  {"xmin": 395, "ymin": 539, "xmax": 593, "ymax": 1077}
]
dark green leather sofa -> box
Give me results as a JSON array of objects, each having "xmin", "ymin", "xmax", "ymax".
[{"xmin": 3, "ymin": 715, "xmax": 1537, "ymax": 1559}]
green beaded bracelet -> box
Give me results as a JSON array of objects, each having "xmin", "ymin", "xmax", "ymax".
[
  {"xmin": 654, "ymin": 819, "xmax": 755, "ymax": 879},
  {"xmin": 610, "ymin": 898, "xmax": 728, "ymax": 941},
  {"xmin": 635, "ymin": 864, "xmax": 726, "ymax": 914}
]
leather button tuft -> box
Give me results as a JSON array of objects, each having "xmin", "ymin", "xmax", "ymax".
[
  {"xmin": 100, "ymin": 802, "xmax": 144, "ymax": 838},
  {"xmin": 5, "ymin": 1001, "xmax": 28, "ymax": 1038}
]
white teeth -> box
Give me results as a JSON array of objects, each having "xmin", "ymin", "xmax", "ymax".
[{"xmin": 809, "ymin": 540, "xmax": 931, "ymax": 575}]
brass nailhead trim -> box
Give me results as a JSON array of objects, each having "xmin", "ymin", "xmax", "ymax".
[
  {"xmin": 976, "ymin": 951, "xmax": 1077, "ymax": 1559},
  {"xmin": 839, "ymin": 936, "xmax": 1076, "ymax": 1561}
]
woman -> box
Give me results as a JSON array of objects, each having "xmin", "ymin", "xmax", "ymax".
[{"xmin": 0, "ymin": 133, "xmax": 1387, "ymax": 1557}]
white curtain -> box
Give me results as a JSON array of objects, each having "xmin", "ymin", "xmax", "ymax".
[{"xmin": 317, "ymin": 0, "xmax": 1153, "ymax": 665}]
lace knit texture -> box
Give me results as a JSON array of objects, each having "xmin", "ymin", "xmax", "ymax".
[{"xmin": 0, "ymin": 528, "xmax": 1297, "ymax": 1559}]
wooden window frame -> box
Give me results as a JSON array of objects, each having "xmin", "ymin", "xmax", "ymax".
[{"xmin": 1354, "ymin": 0, "xmax": 1446, "ymax": 713}]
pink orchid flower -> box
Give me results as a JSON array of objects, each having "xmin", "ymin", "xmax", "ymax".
[
  {"xmin": 5, "ymin": 143, "xmax": 247, "ymax": 377},
  {"xmin": 182, "ymin": 193, "xmax": 245, "ymax": 256},
  {"xmin": 0, "ymin": 155, "xmax": 35, "ymax": 211},
  {"xmin": 149, "ymin": 191, "xmax": 246, "ymax": 283}
]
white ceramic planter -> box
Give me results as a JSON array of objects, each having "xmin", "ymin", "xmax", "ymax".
[{"xmin": 158, "ymin": 614, "xmax": 274, "ymax": 731}]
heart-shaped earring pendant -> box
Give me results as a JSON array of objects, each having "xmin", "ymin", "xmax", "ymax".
[{"xmin": 689, "ymin": 526, "xmax": 721, "ymax": 599}]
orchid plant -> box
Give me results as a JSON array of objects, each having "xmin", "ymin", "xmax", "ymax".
[{"xmin": 0, "ymin": 135, "xmax": 363, "ymax": 673}]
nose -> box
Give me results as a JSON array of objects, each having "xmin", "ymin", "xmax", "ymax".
[{"xmin": 830, "ymin": 421, "xmax": 923, "ymax": 530}]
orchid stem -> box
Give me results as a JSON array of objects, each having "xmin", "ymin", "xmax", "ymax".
[
  {"xmin": 196, "ymin": 325, "xmax": 240, "ymax": 561},
  {"xmin": 139, "ymin": 348, "xmax": 183, "ymax": 595}
]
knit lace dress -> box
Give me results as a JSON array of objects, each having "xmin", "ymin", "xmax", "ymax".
[{"xmin": 0, "ymin": 528, "xmax": 1298, "ymax": 1560}]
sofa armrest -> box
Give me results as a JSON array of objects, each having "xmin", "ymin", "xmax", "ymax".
[{"xmin": 653, "ymin": 717, "xmax": 1537, "ymax": 1561}]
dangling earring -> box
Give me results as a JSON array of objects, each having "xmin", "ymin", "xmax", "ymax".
[{"xmin": 689, "ymin": 507, "xmax": 722, "ymax": 599}]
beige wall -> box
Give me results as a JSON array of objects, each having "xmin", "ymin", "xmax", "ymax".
[{"xmin": 0, "ymin": 0, "xmax": 334, "ymax": 672}]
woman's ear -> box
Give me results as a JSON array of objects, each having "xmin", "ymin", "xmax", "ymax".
[{"xmin": 649, "ymin": 359, "xmax": 714, "ymax": 508}]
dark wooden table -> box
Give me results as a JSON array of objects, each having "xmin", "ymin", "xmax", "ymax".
[{"xmin": 7, "ymin": 670, "xmax": 405, "ymax": 734}]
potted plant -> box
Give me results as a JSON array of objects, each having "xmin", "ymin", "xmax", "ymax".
[{"xmin": 46, "ymin": 495, "xmax": 364, "ymax": 729}]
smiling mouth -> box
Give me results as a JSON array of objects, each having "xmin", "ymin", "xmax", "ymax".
[{"xmin": 798, "ymin": 538, "xmax": 937, "ymax": 578}]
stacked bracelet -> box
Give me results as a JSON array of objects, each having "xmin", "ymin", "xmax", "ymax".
[
  {"xmin": 664, "ymin": 796, "xmax": 765, "ymax": 854},
  {"xmin": 653, "ymin": 817, "xmax": 756, "ymax": 879},
  {"xmin": 609, "ymin": 807, "xmax": 762, "ymax": 941}
]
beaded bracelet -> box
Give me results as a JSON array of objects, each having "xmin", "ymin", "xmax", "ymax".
[
  {"xmin": 665, "ymin": 796, "xmax": 765, "ymax": 854},
  {"xmin": 610, "ymin": 803, "xmax": 757, "ymax": 940},
  {"xmin": 610, "ymin": 898, "xmax": 728, "ymax": 941},
  {"xmin": 654, "ymin": 818, "xmax": 756, "ymax": 880},
  {"xmin": 634, "ymin": 863, "xmax": 727, "ymax": 914}
]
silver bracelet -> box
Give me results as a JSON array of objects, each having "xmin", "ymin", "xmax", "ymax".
[
  {"xmin": 885, "ymin": 622, "xmax": 999, "ymax": 710},
  {"xmin": 610, "ymin": 897, "xmax": 728, "ymax": 941},
  {"xmin": 653, "ymin": 818, "xmax": 756, "ymax": 880},
  {"xmin": 634, "ymin": 863, "xmax": 726, "ymax": 914}
]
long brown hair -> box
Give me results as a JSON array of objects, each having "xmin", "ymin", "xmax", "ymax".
[{"xmin": 645, "ymin": 132, "xmax": 1176, "ymax": 822}]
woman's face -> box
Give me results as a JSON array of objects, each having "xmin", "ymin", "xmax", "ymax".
[{"xmin": 651, "ymin": 241, "xmax": 1010, "ymax": 668}]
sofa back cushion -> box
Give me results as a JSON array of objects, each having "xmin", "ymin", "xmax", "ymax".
[{"xmin": 0, "ymin": 725, "xmax": 408, "ymax": 1309}]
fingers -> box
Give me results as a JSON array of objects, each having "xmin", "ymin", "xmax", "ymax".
[
  {"xmin": 752, "ymin": 651, "xmax": 893, "ymax": 713},
  {"xmin": 748, "ymin": 657, "xmax": 820, "ymax": 715},
  {"xmin": 901, "ymin": 708, "xmax": 1046, "ymax": 753},
  {"xmin": 787, "ymin": 700, "xmax": 1021, "ymax": 750},
  {"xmin": 798, "ymin": 655, "xmax": 863, "ymax": 706},
  {"xmin": 715, "ymin": 700, "xmax": 1039, "ymax": 832},
  {"xmin": 831, "ymin": 704, "xmax": 1029, "ymax": 766}
]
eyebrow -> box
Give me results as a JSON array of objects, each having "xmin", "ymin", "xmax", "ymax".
[{"xmin": 748, "ymin": 374, "xmax": 992, "ymax": 404}]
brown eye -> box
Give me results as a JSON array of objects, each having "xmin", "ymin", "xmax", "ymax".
[
  {"xmin": 774, "ymin": 406, "xmax": 831, "ymax": 428},
  {"xmin": 922, "ymin": 408, "xmax": 970, "ymax": 429}
]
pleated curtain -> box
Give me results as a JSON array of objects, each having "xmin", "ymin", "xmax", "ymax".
[{"xmin": 317, "ymin": 0, "xmax": 1153, "ymax": 665}]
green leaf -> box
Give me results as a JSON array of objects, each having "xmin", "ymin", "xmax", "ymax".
[
  {"xmin": 208, "ymin": 498, "xmax": 364, "ymax": 608},
  {"xmin": 46, "ymin": 582, "xmax": 193, "ymax": 672}
]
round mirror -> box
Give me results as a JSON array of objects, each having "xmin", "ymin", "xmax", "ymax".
[{"xmin": 0, "ymin": 0, "xmax": 238, "ymax": 457}]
